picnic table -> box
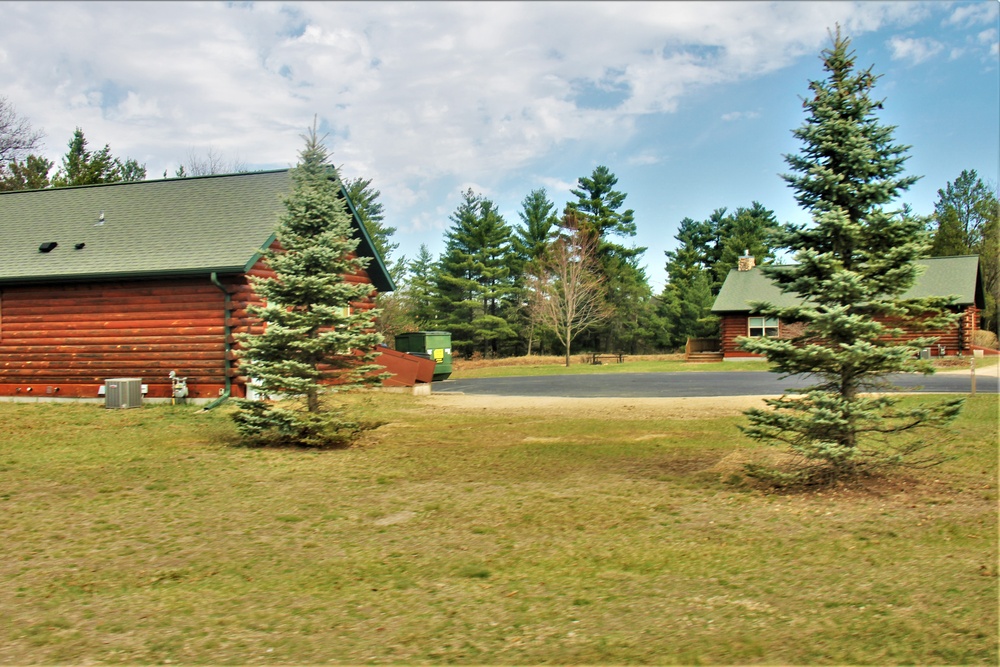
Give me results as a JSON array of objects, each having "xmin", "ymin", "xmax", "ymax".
[{"xmin": 591, "ymin": 352, "xmax": 626, "ymax": 365}]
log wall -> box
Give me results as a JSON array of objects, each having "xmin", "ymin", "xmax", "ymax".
[
  {"xmin": 0, "ymin": 277, "xmax": 230, "ymax": 399},
  {"xmin": 0, "ymin": 246, "xmax": 380, "ymax": 400},
  {"xmin": 719, "ymin": 307, "xmax": 978, "ymax": 359},
  {"xmin": 224, "ymin": 248, "xmax": 379, "ymax": 395},
  {"xmin": 720, "ymin": 314, "xmax": 758, "ymax": 358}
]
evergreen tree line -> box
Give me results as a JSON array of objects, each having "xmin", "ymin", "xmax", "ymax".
[
  {"xmin": 376, "ymin": 163, "xmax": 997, "ymax": 359},
  {"xmin": 0, "ymin": 124, "xmax": 147, "ymax": 190},
  {"xmin": 371, "ymin": 175, "xmax": 787, "ymax": 358},
  {"xmin": 376, "ymin": 167, "xmax": 663, "ymax": 359}
]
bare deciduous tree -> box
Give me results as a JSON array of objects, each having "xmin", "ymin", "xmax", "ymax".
[
  {"xmin": 182, "ymin": 146, "xmax": 247, "ymax": 176},
  {"xmin": 0, "ymin": 97, "xmax": 43, "ymax": 166},
  {"xmin": 531, "ymin": 228, "xmax": 613, "ymax": 366}
]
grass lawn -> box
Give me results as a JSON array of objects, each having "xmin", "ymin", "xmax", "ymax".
[
  {"xmin": 0, "ymin": 393, "xmax": 996, "ymax": 664},
  {"xmin": 451, "ymin": 353, "xmax": 1000, "ymax": 379}
]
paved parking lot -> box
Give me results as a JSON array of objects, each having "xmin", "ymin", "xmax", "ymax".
[{"xmin": 434, "ymin": 369, "xmax": 997, "ymax": 398}]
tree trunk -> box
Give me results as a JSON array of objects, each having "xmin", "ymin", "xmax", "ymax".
[
  {"xmin": 840, "ymin": 374, "xmax": 858, "ymax": 450},
  {"xmin": 564, "ymin": 324, "xmax": 572, "ymax": 367}
]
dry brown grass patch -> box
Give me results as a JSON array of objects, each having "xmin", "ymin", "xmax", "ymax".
[
  {"xmin": 452, "ymin": 353, "xmax": 685, "ymax": 370},
  {"xmin": 418, "ymin": 394, "xmax": 775, "ymax": 420}
]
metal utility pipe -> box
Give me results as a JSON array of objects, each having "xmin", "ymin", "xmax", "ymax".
[{"xmin": 203, "ymin": 272, "xmax": 232, "ymax": 410}]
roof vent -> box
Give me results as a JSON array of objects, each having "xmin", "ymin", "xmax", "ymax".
[
  {"xmin": 96, "ymin": 211, "xmax": 105, "ymax": 226},
  {"xmin": 39, "ymin": 242, "xmax": 58, "ymax": 253},
  {"xmin": 75, "ymin": 242, "xmax": 86, "ymax": 250}
]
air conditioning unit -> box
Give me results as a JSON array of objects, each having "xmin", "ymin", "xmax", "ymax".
[{"xmin": 105, "ymin": 378, "xmax": 143, "ymax": 409}]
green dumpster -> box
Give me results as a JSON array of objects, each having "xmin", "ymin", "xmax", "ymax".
[{"xmin": 394, "ymin": 331, "xmax": 452, "ymax": 381}]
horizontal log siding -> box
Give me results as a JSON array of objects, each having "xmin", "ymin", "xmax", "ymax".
[
  {"xmin": 719, "ymin": 307, "xmax": 977, "ymax": 359},
  {"xmin": 0, "ymin": 278, "xmax": 228, "ymax": 399},
  {"xmin": 720, "ymin": 314, "xmax": 759, "ymax": 358},
  {"xmin": 0, "ymin": 241, "xmax": 381, "ymax": 400},
  {"xmin": 224, "ymin": 251, "xmax": 379, "ymax": 395}
]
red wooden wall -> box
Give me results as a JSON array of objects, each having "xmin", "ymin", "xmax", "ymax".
[
  {"xmin": 224, "ymin": 250, "xmax": 380, "ymax": 396},
  {"xmin": 719, "ymin": 307, "xmax": 979, "ymax": 359},
  {"xmin": 0, "ymin": 277, "xmax": 229, "ymax": 399},
  {"xmin": 0, "ymin": 247, "xmax": 379, "ymax": 400}
]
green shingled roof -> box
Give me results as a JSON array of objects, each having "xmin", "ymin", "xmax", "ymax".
[
  {"xmin": 0, "ymin": 170, "xmax": 394, "ymax": 292},
  {"xmin": 711, "ymin": 255, "xmax": 983, "ymax": 313}
]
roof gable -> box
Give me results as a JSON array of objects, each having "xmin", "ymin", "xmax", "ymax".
[
  {"xmin": 711, "ymin": 255, "xmax": 983, "ymax": 313},
  {"xmin": 0, "ymin": 170, "xmax": 393, "ymax": 292}
]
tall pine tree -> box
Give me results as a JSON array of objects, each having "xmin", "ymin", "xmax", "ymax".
[
  {"xmin": 658, "ymin": 217, "xmax": 718, "ymax": 349},
  {"xmin": 342, "ymin": 175, "xmax": 401, "ymax": 281},
  {"xmin": 50, "ymin": 128, "xmax": 146, "ymax": 186},
  {"xmin": 435, "ymin": 189, "xmax": 518, "ymax": 357},
  {"xmin": 740, "ymin": 28, "xmax": 963, "ymax": 483},
  {"xmin": 928, "ymin": 169, "xmax": 1000, "ymax": 334},
  {"xmin": 405, "ymin": 244, "xmax": 442, "ymax": 328},
  {"xmin": 514, "ymin": 188, "xmax": 558, "ymax": 267},
  {"xmin": 232, "ymin": 125, "xmax": 384, "ymax": 447},
  {"xmin": 712, "ymin": 202, "xmax": 782, "ymax": 287},
  {"xmin": 566, "ymin": 166, "xmax": 652, "ymax": 352},
  {"xmin": 514, "ymin": 189, "xmax": 559, "ymax": 354},
  {"xmin": 658, "ymin": 203, "xmax": 780, "ymax": 350}
]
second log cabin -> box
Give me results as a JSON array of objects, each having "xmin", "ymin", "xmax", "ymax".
[{"xmin": 711, "ymin": 254, "xmax": 985, "ymax": 360}]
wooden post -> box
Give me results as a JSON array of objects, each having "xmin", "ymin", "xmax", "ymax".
[{"xmin": 970, "ymin": 355, "xmax": 976, "ymax": 396}]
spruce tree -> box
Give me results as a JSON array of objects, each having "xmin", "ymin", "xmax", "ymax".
[
  {"xmin": 739, "ymin": 28, "xmax": 963, "ymax": 483},
  {"xmin": 232, "ymin": 125, "xmax": 385, "ymax": 447}
]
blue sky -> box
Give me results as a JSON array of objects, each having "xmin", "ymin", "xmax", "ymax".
[{"xmin": 2, "ymin": 1, "xmax": 997, "ymax": 291}]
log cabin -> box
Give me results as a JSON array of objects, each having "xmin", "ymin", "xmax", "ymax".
[
  {"xmin": 711, "ymin": 254, "xmax": 984, "ymax": 360},
  {"xmin": 0, "ymin": 169, "xmax": 396, "ymax": 402}
]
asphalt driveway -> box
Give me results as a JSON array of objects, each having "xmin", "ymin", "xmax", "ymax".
[{"xmin": 434, "ymin": 370, "xmax": 998, "ymax": 398}]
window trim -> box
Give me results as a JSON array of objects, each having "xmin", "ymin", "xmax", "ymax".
[{"xmin": 748, "ymin": 315, "xmax": 779, "ymax": 338}]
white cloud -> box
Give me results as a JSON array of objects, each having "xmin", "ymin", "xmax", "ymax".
[
  {"xmin": 112, "ymin": 92, "xmax": 163, "ymax": 124},
  {"xmin": 538, "ymin": 176, "xmax": 579, "ymax": 195},
  {"xmin": 888, "ymin": 35, "xmax": 945, "ymax": 63},
  {"xmin": 0, "ymin": 0, "xmax": 966, "ymax": 239},
  {"xmin": 978, "ymin": 27, "xmax": 1000, "ymax": 58},
  {"xmin": 627, "ymin": 152, "xmax": 662, "ymax": 166},
  {"xmin": 946, "ymin": 2, "xmax": 999, "ymax": 28},
  {"xmin": 721, "ymin": 110, "xmax": 761, "ymax": 122},
  {"xmin": 1, "ymin": 3, "xmax": 877, "ymax": 160}
]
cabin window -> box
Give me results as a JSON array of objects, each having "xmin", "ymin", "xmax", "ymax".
[{"xmin": 748, "ymin": 316, "xmax": 778, "ymax": 337}]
